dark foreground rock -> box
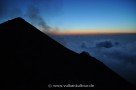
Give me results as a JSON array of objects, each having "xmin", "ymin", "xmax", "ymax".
[{"xmin": 0, "ymin": 17, "xmax": 135, "ymax": 90}]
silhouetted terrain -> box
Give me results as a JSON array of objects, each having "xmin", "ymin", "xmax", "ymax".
[{"xmin": 0, "ymin": 17, "xmax": 135, "ymax": 90}]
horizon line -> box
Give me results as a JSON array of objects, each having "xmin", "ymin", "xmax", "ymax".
[
  {"xmin": 45, "ymin": 30, "xmax": 136, "ymax": 36},
  {"xmin": 46, "ymin": 32, "xmax": 136, "ymax": 36}
]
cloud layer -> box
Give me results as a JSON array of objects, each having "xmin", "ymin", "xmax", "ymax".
[{"xmin": 54, "ymin": 35, "xmax": 136, "ymax": 85}]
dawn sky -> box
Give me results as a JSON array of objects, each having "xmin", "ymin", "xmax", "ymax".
[{"xmin": 0, "ymin": 0, "xmax": 136, "ymax": 34}]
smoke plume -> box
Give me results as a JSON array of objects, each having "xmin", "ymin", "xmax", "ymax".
[
  {"xmin": 26, "ymin": 5, "xmax": 50, "ymax": 31},
  {"xmin": 0, "ymin": 0, "xmax": 62, "ymax": 32}
]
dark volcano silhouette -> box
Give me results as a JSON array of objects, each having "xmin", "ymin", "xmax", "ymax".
[{"xmin": 0, "ymin": 17, "xmax": 135, "ymax": 90}]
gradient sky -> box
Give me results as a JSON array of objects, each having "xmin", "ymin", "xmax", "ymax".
[{"xmin": 0, "ymin": 0, "xmax": 136, "ymax": 34}]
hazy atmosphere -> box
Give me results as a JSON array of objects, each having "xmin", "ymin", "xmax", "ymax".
[
  {"xmin": 1, "ymin": 0, "xmax": 136, "ymax": 86},
  {"xmin": 0, "ymin": 0, "xmax": 136, "ymax": 34}
]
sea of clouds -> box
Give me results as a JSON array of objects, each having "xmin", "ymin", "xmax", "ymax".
[{"xmin": 53, "ymin": 35, "xmax": 136, "ymax": 85}]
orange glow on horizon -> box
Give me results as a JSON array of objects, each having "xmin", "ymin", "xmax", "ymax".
[{"xmin": 49, "ymin": 29, "xmax": 136, "ymax": 35}]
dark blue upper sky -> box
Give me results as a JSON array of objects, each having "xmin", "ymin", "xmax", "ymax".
[{"xmin": 0, "ymin": 0, "xmax": 136, "ymax": 34}]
